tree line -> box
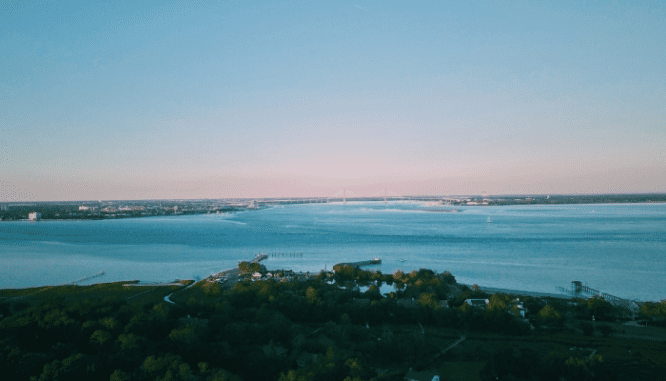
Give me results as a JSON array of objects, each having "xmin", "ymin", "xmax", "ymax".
[{"xmin": 1, "ymin": 265, "xmax": 661, "ymax": 380}]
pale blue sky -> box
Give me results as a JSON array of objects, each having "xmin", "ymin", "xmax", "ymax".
[{"xmin": 2, "ymin": 0, "xmax": 665, "ymax": 200}]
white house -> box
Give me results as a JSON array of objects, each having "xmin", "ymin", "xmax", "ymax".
[{"xmin": 28, "ymin": 212, "xmax": 41, "ymax": 221}]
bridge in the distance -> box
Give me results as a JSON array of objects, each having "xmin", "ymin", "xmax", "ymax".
[{"xmin": 256, "ymin": 189, "xmax": 453, "ymax": 206}]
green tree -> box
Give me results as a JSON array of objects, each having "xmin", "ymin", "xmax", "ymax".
[
  {"xmin": 238, "ymin": 261, "xmax": 251, "ymax": 275},
  {"xmin": 640, "ymin": 300, "xmax": 666, "ymax": 318},
  {"xmin": 202, "ymin": 281, "xmax": 223, "ymax": 296},
  {"xmin": 487, "ymin": 294, "xmax": 511, "ymax": 313},
  {"xmin": 249, "ymin": 262, "xmax": 263, "ymax": 274},
  {"xmin": 99, "ymin": 317, "xmax": 119, "ymax": 331},
  {"xmin": 90, "ymin": 329, "xmax": 113, "ymax": 347},
  {"xmin": 305, "ymin": 287, "xmax": 321, "ymax": 305},
  {"xmin": 38, "ymin": 354, "xmax": 92, "ymax": 381},
  {"xmin": 344, "ymin": 358, "xmax": 365, "ymax": 378},
  {"xmin": 439, "ymin": 271, "xmax": 456, "ymax": 284},
  {"xmin": 537, "ymin": 305, "xmax": 563, "ymax": 327},
  {"xmin": 586, "ymin": 296, "xmax": 613, "ymax": 320},
  {"xmin": 168, "ymin": 325, "xmax": 199, "ymax": 345},
  {"xmin": 117, "ymin": 333, "xmax": 147, "ymax": 354},
  {"xmin": 278, "ymin": 370, "xmax": 309, "ymax": 381},
  {"xmin": 142, "ymin": 354, "xmax": 190, "ymax": 380},
  {"xmin": 417, "ymin": 292, "xmax": 441, "ymax": 310},
  {"xmin": 110, "ymin": 369, "xmax": 132, "ymax": 381}
]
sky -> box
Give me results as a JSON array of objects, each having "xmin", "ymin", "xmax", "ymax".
[{"xmin": 1, "ymin": 0, "xmax": 665, "ymax": 201}]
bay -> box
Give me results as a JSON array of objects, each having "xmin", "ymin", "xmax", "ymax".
[{"xmin": 1, "ymin": 201, "xmax": 665, "ymax": 301}]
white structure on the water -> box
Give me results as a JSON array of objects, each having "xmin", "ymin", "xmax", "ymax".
[{"xmin": 28, "ymin": 212, "xmax": 41, "ymax": 221}]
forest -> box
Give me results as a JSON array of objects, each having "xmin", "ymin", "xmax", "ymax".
[{"xmin": 1, "ymin": 265, "xmax": 665, "ymax": 381}]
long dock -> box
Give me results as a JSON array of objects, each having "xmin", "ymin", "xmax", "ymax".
[
  {"xmin": 557, "ymin": 283, "xmax": 640, "ymax": 312},
  {"xmin": 251, "ymin": 253, "xmax": 268, "ymax": 263}
]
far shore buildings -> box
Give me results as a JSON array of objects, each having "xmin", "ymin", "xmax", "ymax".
[
  {"xmin": 118, "ymin": 206, "xmax": 145, "ymax": 211},
  {"xmin": 28, "ymin": 212, "xmax": 42, "ymax": 221}
]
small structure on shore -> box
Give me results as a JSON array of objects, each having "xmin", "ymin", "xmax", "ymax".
[{"xmin": 465, "ymin": 299, "xmax": 489, "ymax": 309}]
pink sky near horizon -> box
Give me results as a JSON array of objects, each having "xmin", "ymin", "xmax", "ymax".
[{"xmin": 2, "ymin": 1, "xmax": 664, "ymax": 201}]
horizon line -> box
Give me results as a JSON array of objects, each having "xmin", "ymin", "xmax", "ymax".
[{"xmin": 2, "ymin": 192, "xmax": 666, "ymax": 203}]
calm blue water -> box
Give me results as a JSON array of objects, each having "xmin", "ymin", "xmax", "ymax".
[{"xmin": 1, "ymin": 202, "xmax": 665, "ymax": 301}]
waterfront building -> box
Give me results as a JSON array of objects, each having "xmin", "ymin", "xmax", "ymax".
[
  {"xmin": 118, "ymin": 206, "xmax": 145, "ymax": 211},
  {"xmin": 28, "ymin": 212, "xmax": 41, "ymax": 221}
]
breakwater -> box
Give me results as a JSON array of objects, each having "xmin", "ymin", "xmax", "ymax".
[
  {"xmin": 334, "ymin": 258, "xmax": 382, "ymax": 269},
  {"xmin": 69, "ymin": 271, "xmax": 106, "ymax": 285}
]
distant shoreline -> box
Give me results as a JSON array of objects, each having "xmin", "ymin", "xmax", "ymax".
[{"xmin": 2, "ymin": 197, "xmax": 665, "ymax": 222}]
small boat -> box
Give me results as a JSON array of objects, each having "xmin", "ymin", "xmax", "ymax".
[
  {"xmin": 487, "ymin": 217, "xmax": 492, "ymax": 223},
  {"xmin": 400, "ymin": 259, "xmax": 406, "ymax": 262}
]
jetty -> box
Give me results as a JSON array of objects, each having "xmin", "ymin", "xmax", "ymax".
[
  {"xmin": 334, "ymin": 258, "xmax": 382, "ymax": 269},
  {"xmin": 208, "ymin": 253, "xmax": 269, "ymax": 281},
  {"xmin": 251, "ymin": 253, "xmax": 268, "ymax": 263},
  {"xmin": 69, "ymin": 271, "xmax": 105, "ymax": 285}
]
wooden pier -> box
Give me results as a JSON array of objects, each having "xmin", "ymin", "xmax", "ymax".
[
  {"xmin": 557, "ymin": 281, "xmax": 640, "ymax": 312},
  {"xmin": 251, "ymin": 254, "xmax": 268, "ymax": 263}
]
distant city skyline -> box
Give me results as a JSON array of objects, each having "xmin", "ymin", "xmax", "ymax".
[{"xmin": 2, "ymin": 1, "xmax": 665, "ymax": 201}]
